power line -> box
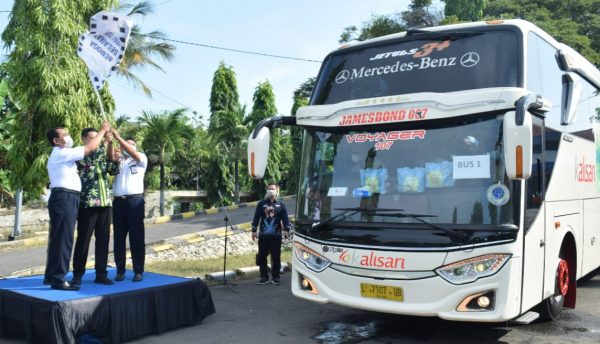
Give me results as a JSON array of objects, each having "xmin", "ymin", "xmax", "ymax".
[
  {"xmin": 157, "ymin": 37, "xmax": 322, "ymax": 63},
  {"xmin": 111, "ymin": 79, "xmax": 192, "ymax": 110}
]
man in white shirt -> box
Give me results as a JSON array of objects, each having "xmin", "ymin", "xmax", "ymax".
[
  {"xmin": 44, "ymin": 121, "xmax": 110, "ymax": 291},
  {"xmin": 111, "ymin": 128, "xmax": 148, "ymax": 282}
]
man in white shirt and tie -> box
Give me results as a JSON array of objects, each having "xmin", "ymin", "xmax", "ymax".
[
  {"xmin": 110, "ymin": 128, "xmax": 148, "ymax": 282},
  {"xmin": 44, "ymin": 121, "xmax": 111, "ymax": 290}
]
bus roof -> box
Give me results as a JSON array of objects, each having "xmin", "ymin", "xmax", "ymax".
[{"xmin": 333, "ymin": 19, "xmax": 600, "ymax": 89}]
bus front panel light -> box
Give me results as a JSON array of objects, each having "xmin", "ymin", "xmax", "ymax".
[
  {"xmin": 436, "ymin": 254, "xmax": 511, "ymax": 284},
  {"xmin": 294, "ymin": 243, "xmax": 331, "ymax": 272},
  {"xmin": 457, "ymin": 290, "xmax": 496, "ymax": 312}
]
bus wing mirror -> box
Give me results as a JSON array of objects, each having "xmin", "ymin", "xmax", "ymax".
[
  {"xmin": 561, "ymin": 72, "xmax": 582, "ymax": 125},
  {"xmin": 247, "ymin": 127, "xmax": 270, "ymax": 179},
  {"xmin": 503, "ymin": 110, "xmax": 532, "ymax": 180}
]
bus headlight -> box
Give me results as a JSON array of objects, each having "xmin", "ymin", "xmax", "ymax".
[
  {"xmin": 435, "ymin": 254, "xmax": 511, "ymax": 284},
  {"xmin": 294, "ymin": 243, "xmax": 331, "ymax": 272}
]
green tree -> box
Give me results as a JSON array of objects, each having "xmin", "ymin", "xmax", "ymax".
[
  {"xmin": 209, "ymin": 61, "xmax": 240, "ymax": 131},
  {"xmin": 483, "ymin": 0, "xmax": 600, "ymax": 65},
  {"xmin": 402, "ymin": 0, "xmax": 444, "ymax": 28},
  {"xmin": 171, "ymin": 125, "xmax": 210, "ymax": 191},
  {"xmin": 2, "ymin": 0, "xmax": 117, "ymax": 197},
  {"xmin": 139, "ymin": 108, "xmax": 193, "ymax": 215},
  {"xmin": 117, "ymin": 0, "xmax": 176, "ymax": 96},
  {"xmin": 211, "ymin": 104, "xmax": 248, "ymax": 203},
  {"xmin": 206, "ymin": 61, "xmax": 241, "ymax": 205},
  {"xmin": 287, "ymin": 77, "xmax": 315, "ymax": 194},
  {"xmin": 246, "ymin": 81, "xmax": 284, "ymax": 197},
  {"xmin": 340, "ymin": 15, "xmax": 406, "ymax": 43},
  {"xmin": 444, "ymin": 0, "xmax": 488, "ymax": 22}
]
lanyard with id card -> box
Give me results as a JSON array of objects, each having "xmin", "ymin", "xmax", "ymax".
[{"xmin": 129, "ymin": 161, "xmax": 138, "ymax": 174}]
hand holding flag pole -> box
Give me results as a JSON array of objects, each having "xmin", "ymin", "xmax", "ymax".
[{"xmin": 77, "ymin": 11, "xmax": 133, "ymax": 120}]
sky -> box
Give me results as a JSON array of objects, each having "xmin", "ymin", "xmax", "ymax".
[{"xmin": 0, "ymin": 0, "xmax": 411, "ymax": 125}]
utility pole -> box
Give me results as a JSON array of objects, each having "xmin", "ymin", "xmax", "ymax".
[{"xmin": 10, "ymin": 188, "xmax": 23, "ymax": 240}]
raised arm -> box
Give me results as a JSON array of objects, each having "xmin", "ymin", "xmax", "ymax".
[{"xmin": 83, "ymin": 121, "xmax": 110, "ymax": 156}]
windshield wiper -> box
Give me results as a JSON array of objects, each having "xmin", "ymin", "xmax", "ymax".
[
  {"xmin": 310, "ymin": 207, "xmax": 404, "ymax": 232},
  {"xmin": 376, "ymin": 212, "xmax": 469, "ymax": 243}
]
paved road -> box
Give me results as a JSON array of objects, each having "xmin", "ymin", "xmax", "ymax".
[
  {"xmin": 0, "ymin": 198, "xmax": 297, "ymax": 276},
  {"xmin": 127, "ymin": 272, "xmax": 600, "ymax": 344}
]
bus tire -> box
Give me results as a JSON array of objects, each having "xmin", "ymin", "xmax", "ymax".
[{"xmin": 538, "ymin": 257, "xmax": 569, "ymax": 321}]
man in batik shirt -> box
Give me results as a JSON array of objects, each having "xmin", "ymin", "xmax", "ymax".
[{"xmin": 70, "ymin": 128, "xmax": 119, "ymax": 286}]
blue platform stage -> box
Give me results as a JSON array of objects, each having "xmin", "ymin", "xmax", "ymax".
[{"xmin": 0, "ymin": 269, "xmax": 215, "ymax": 344}]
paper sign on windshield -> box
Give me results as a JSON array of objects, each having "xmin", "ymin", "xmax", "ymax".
[{"xmin": 453, "ymin": 155, "xmax": 490, "ymax": 179}]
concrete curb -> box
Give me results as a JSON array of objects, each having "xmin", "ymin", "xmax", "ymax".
[
  {"xmin": 0, "ymin": 195, "xmax": 296, "ymax": 251},
  {"xmin": 199, "ymin": 262, "xmax": 292, "ymax": 286}
]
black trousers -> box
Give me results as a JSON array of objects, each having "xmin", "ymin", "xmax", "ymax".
[
  {"xmin": 45, "ymin": 189, "xmax": 80, "ymax": 283},
  {"xmin": 257, "ymin": 236, "xmax": 282, "ymax": 279},
  {"xmin": 72, "ymin": 207, "xmax": 111, "ymax": 278},
  {"xmin": 113, "ymin": 196, "xmax": 145, "ymax": 274}
]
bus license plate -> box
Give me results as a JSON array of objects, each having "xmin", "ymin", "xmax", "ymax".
[{"xmin": 360, "ymin": 283, "xmax": 403, "ymax": 302}]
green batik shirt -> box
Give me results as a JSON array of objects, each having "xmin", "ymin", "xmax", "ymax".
[{"xmin": 77, "ymin": 144, "xmax": 120, "ymax": 208}]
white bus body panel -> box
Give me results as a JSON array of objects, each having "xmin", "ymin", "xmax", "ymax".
[
  {"xmin": 292, "ymin": 240, "xmax": 523, "ymax": 322},
  {"xmin": 295, "ymin": 88, "xmax": 529, "ymax": 127}
]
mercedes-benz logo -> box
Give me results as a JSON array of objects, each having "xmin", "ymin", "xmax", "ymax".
[
  {"xmin": 460, "ymin": 52, "xmax": 480, "ymax": 68},
  {"xmin": 335, "ymin": 70, "xmax": 350, "ymax": 84}
]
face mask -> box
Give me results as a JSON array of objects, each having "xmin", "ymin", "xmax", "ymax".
[
  {"xmin": 63, "ymin": 136, "xmax": 74, "ymax": 148},
  {"xmin": 266, "ymin": 189, "xmax": 277, "ymax": 198}
]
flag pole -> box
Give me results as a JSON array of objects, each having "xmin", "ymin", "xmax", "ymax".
[{"xmin": 93, "ymin": 87, "xmax": 107, "ymax": 121}]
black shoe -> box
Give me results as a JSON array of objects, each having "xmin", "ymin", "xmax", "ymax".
[
  {"xmin": 94, "ymin": 276, "xmax": 114, "ymax": 285},
  {"xmin": 132, "ymin": 273, "xmax": 143, "ymax": 282},
  {"xmin": 271, "ymin": 278, "xmax": 281, "ymax": 286},
  {"xmin": 257, "ymin": 278, "xmax": 269, "ymax": 285},
  {"xmin": 43, "ymin": 278, "xmax": 51, "ymax": 285},
  {"xmin": 69, "ymin": 276, "xmax": 82, "ymax": 286},
  {"xmin": 115, "ymin": 273, "xmax": 125, "ymax": 281},
  {"xmin": 50, "ymin": 281, "xmax": 80, "ymax": 291}
]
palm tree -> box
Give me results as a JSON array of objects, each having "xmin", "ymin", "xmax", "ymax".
[
  {"xmin": 117, "ymin": 1, "xmax": 176, "ymax": 96},
  {"xmin": 139, "ymin": 108, "xmax": 193, "ymax": 215},
  {"xmin": 211, "ymin": 104, "xmax": 248, "ymax": 203}
]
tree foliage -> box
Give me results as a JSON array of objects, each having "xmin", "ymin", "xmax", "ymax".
[
  {"xmin": 1, "ymin": 0, "xmax": 117, "ymax": 196},
  {"xmin": 247, "ymin": 81, "xmax": 285, "ymax": 197},
  {"xmin": 139, "ymin": 108, "xmax": 193, "ymax": 215},
  {"xmin": 339, "ymin": 15, "xmax": 406, "ymax": 43},
  {"xmin": 116, "ymin": 0, "xmax": 176, "ymax": 96},
  {"xmin": 205, "ymin": 61, "xmax": 241, "ymax": 205},
  {"xmin": 444, "ymin": 0, "xmax": 488, "ymax": 22},
  {"xmin": 211, "ymin": 104, "xmax": 248, "ymax": 203},
  {"xmin": 483, "ymin": 0, "xmax": 600, "ymax": 66},
  {"xmin": 209, "ymin": 61, "xmax": 240, "ymax": 131}
]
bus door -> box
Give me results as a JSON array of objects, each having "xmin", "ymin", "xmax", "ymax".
[{"xmin": 521, "ymin": 117, "xmax": 546, "ymax": 312}]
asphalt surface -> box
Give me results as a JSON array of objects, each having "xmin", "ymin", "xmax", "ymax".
[
  {"xmin": 135, "ymin": 272, "xmax": 600, "ymax": 344},
  {"xmin": 1, "ymin": 272, "xmax": 599, "ymax": 343},
  {"xmin": 0, "ymin": 198, "xmax": 296, "ymax": 276}
]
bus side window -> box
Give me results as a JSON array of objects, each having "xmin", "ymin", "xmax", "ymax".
[{"xmin": 525, "ymin": 124, "xmax": 543, "ymax": 230}]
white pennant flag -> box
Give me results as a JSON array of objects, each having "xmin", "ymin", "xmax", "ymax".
[{"xmin": 77, "ymin": 11, "xmax": 133, "ymax": 91}]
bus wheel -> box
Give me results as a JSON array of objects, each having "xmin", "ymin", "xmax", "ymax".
[{"xmin": 539, "ymin": 258, "xmax": 568, "ymax": 321}]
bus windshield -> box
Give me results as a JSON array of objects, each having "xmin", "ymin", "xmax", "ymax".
[
  {"xmin": 297, "ymin": 116, "xmax": 515, "ymax": 229},
  {"xmin": 312, "ymin": 29, "xmax": 520, "ymax": 105}
]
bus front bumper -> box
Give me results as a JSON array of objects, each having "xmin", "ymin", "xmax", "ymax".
[{"xmin": 291, "ymin": 257, "xmax": 522, "ymax": 322}]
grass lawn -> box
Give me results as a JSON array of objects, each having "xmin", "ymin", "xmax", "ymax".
[{"xmin": 144, "ymin": 249, "xmax": 293, "ymax": 277}]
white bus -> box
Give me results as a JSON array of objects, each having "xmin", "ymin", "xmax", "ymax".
[{"xmin": 248, "ymin": 19, "xmax": 600, "ymax": 323}]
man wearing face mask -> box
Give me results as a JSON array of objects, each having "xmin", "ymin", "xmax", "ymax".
[
  {"xmin": 251, "ymin": 183, "xmax": 291, "ymax": 285},
  {"xmin": 110, "ymin": 128, "xmax": 148, "ymax": 282},
  {"xmin": 44, "ymin": 122, "xmax": 111, "ymax": 291},
  {"xmin": 69, "ymin": 128, "xmax": 120, "ymax": 287}
]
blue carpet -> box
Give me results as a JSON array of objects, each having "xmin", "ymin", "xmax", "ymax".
[{"xmin": 0, "ymin": 268, "xmax": 190, "ymax": 302}]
